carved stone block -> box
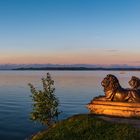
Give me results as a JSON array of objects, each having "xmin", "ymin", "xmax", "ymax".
[{"xmin": 87, "ymin": 100, "xmax": 140, "ymax": 117}]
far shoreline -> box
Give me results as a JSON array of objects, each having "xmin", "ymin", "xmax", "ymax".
[
  {"xmin": 0, "ymin": 67, "xmax": 140, "ymax": 71},
  {"xmin": 12, "ymin": 67, "xmax": 140, "ymax": 71}
]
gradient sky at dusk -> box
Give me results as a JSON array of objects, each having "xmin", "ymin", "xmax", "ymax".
[{"xmin": 0, "ymin": 0, "xmax": 140, "ymax": 65}]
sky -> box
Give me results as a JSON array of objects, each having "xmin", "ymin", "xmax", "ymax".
[{"xmin": 0, "ymin": 0, "xmax": 140, "ymax": 65}]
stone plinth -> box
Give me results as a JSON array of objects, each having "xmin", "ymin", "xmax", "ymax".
[{"xmin": 87, "ymin": 100, "xmax": 140, "ymax": 117}]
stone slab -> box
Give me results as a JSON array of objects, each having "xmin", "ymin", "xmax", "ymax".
[{"xmin": 87, "ymin": 100, "xmax": 140, "ymax": 118}]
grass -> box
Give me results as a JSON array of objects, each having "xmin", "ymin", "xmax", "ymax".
[{"xmin": 32, "ymin": 114, "xmax": 140, "ymax": 140}]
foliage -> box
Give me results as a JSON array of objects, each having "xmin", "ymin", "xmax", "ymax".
[
  {"xmin": 32, "ymin": 114, "xmax": 140, "ymax": 140},
  {"xmin": 28, "ymin": 73, "xmax": 60, "ymax": 125}
]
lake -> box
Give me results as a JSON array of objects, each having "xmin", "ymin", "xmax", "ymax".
[{"xmin": 0, "ymin": 70, "xmax": 140, "ymax": 140}]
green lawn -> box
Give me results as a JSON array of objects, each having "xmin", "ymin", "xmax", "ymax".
[{"xmin": 32, "ymin": 114, "xmax": 140, "ymax": 140}]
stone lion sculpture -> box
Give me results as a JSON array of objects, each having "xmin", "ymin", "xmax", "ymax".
[
  {"xmin": 95, "ymin": 74, "xmax": 140, "ymax": 102},
  {"xmin": 129, "ymin": 76, "xmax": 140, "ymax": 90}
]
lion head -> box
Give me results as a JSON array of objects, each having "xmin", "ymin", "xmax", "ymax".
[
  {"xmin": 129, "ymin": 76, "xmax": 140, "ymax": 89},
  {"xmin": 101, "ymin": 74, "xmax": 121, "ymax": 91}
]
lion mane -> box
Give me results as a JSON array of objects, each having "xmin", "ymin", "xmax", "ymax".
[
  {"xmin": 101, "ymin": 74, "xmax": 121, "ymax": 93},
  {"xmin": 129, "ymin": 76, "xmax": 140, "ymax": 90}
]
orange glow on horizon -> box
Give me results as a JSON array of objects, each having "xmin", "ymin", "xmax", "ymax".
[{"xmin": 0, "ymin": 51, "xmax": 140, "ymax": 66}]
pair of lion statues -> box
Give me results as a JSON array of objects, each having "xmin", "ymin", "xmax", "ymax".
[{"xmin": 96, "ymin": 74, "xmax": 140, "ymax": 102}]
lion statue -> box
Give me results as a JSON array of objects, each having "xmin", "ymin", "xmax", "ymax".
[
  {"xmin": 95, "ymin": 74, "xmax": 140, "ymax": 102},
  {"xmin": 129, "ymin": 76, "xmax": 140, "ymax": 90}
]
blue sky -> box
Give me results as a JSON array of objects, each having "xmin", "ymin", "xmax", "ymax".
[{"xmin": 0, "ymin": 0, "xmax": 140, "ymax": 65}]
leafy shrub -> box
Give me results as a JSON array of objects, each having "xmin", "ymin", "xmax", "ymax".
[{"xmin": 28, "ymin": 73, "xmax": 60, "ymax": 126}]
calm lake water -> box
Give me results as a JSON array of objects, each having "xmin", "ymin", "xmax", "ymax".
[{"xmin": 0, "ymin": 70, "xmax": 140, "ymax": 140}]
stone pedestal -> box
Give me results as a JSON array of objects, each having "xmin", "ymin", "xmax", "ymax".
[{"xmin": 87, "ymin": 100, "xmax": 140, "ymax": 117}]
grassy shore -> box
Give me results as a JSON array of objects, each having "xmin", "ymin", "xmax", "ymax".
[{"xmin": 32, "ymin": 114, "xmax": 140, "ymax": 140}]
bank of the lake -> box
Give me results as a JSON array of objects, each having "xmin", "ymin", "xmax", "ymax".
[{"xmin": 31, "ymin": 114, "xmax": 140, "ymax": 140}]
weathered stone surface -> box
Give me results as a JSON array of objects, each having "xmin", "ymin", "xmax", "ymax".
[{"xmin": 87, "ymin": 100, "xmax": 140, "ymax": 117}]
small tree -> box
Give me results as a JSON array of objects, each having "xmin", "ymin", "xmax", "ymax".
[{"xmin": 28, "ymin": 73, "xmax": 60, "ymax": 126}]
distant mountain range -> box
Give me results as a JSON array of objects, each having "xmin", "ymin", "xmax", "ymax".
[{"xmin": 0, "ymin": 64, "xmax": 140, "ymax": 70}]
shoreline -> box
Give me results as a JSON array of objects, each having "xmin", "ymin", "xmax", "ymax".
[{"xmin": 30, "ymin": 114, "xmax": 140, "ymax": 140}]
